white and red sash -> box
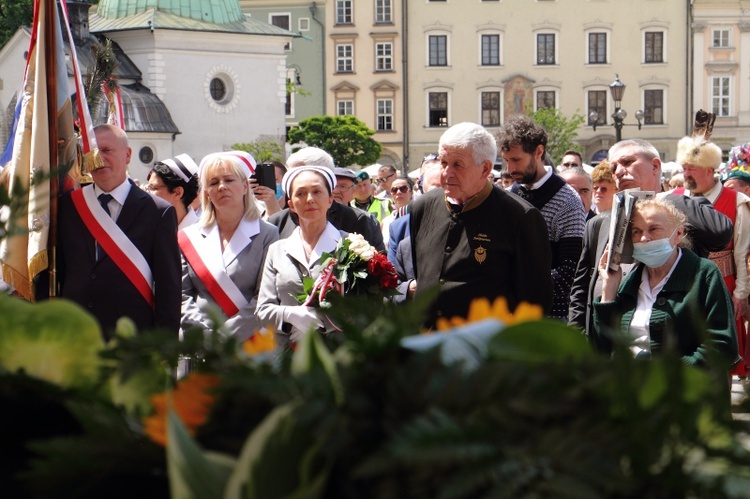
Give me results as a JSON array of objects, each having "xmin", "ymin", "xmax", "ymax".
[
  {"xmin": 178, "ymin": 224, "xmax": 249, "ymax": 317},
  {"xmin": 71, "ymin": 186, "xmax": 154, "ymax": 307}
]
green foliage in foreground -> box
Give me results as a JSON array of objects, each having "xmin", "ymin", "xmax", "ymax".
[{"xmin": 2, "ymin": 295, "xmax": 750, "ymax": 498}]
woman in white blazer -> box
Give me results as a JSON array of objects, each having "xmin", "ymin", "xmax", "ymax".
[
  {"xmin": 256, "ymin": 165, "xmax": 346, "ymax": 348},
  {"xmin": 179, "ymin": 151, "xmax": 278, "ymax": 341}
]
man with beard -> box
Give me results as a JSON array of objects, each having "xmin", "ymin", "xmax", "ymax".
[
  {"xmin": 410, "ymin": 122, "xmax": 552, "ymax": 327},
  {"xmin": 568, "ymin": 138, "xmax": 733, "ymax": 344},
  {"xmin": 678, "ymin": 136, "xmax": 750, "ymax": 376},
  {"xmin": 500, "ymin": 115, "xmax": 585, "ymax": 320}
]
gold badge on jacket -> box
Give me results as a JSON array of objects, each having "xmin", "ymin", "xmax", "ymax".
[
  {"xmin": 473, "ymin": 233, "xmax": 490, "ymax": 264},
  {"xmin": 474, "ymin": 245, "xmax": 487, "ymax": 264}
]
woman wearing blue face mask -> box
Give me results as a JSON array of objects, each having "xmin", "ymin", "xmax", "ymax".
[{"xmin": 594, "ymin": 198, "xmax": 739, "ymax": 368}]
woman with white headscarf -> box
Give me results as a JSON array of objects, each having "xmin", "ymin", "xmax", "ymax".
[
  {"xmin": 179, "ymin": 151, "xmax": 279, "ymax": 340},
  {"xmin": 256, "ymin": 165, "xmax": 344, "ymax": 347}
]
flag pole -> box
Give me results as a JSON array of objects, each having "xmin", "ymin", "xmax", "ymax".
[{"xmin": 45, "ymin": 0, "xmax": 59, "ymax": 298}]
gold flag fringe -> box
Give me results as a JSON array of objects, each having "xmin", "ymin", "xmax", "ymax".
[
  {"xmin": 3, "ymin": 262, "xmax": 30, "ymax": 302},
  {"xmin": 2, "ymin": 250, "xmax": 48, "ymax": 302},
  {"xmin": 82, "ymin": 149, "xmax": 103, "ymax": 174}
]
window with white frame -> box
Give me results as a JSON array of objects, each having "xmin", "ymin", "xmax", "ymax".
[
  {"xmin": 713, "ymin": 29, "xmax": 730, "ymax": 48},
  {"xmin": 336, "ymin": 44, "xmax": 353, "ymax": 73},
  {"xmin": 336, "ymin": 0, "xmax": 353, "ymax": 25},
  {"xmin": 269, "ymin": 14, "xmax": 292, "ymax": 50},
  {"xmin": 481, "ymin": 92, "xmax": 501, "ymax": 127},
  {"xmin": 285, "ymin": 78, "xmax": 293, "ymax": 116},
  {"xmin": 376, "ymin": 42, "xmax": 393, "ymax": 71},
  {"xmin": 481, "ymin": 34, "xmax": 500, "ymax": 66},
  {"xmin": 337, "ymin": 100, "xmax": 354, "ymax": 115},
  {"xmin": 299, "ymin": 18, "xmax": 310, "ymax": 31},
  {"xmin": 644, "ymin": 31, "xmax": 664, "ymax": 63},
  {"xmin": 588, "ymin": 90, "xmax": 607, "ymax": 126},
  {"xmin": 711, "ymin": 76, "xmax": 731, "ymax": 117},
  {"xmin": 643, "ymin": 89, "xmax": 663, "ymax": 124},
  {"xmin": 428, "ymin": 35, "xmax": 448, "ymax": 66},
  {"xmin": 428, "ymin": 92, "xmax": 448, "ymax": 127},
  {"xmin": 377, "ymin": 99, "xmax": 394, "ymax": 131},
  {"xmin": 536, "ymin": 90, "xmax": 555, "ymax": 109},
  {"xmin": 536, "ymin": 33, "xmax": 556, "ymax": 65},
  {"xmin": 375, "ymin": 0, "xmax": 392, "ymax": 23},
  {"xmin": 588, "ymin": 32, "xmax": 607, "ymax": 64}
]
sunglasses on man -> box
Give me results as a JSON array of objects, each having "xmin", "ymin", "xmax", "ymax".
[{"xmin": 375, "ymin": 172, "xmax": 395, "ymax": 184}]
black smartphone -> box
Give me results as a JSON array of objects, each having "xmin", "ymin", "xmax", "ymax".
[{"xmin": 252, "ymin": 163, "xmax": 276, "ymax": 190}]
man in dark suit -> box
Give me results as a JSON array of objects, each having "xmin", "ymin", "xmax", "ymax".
[
  {"xmin": 57, "ymin": 124, "xmax": 181, "ymax": 339},
  {"xmin": 410, "ymin": 122, "xmax": 553, "ymax": 327}
]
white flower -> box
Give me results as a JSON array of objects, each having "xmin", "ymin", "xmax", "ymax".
[
  {"xmin": 347, "ymin": 233, "xmax": 376, "ymax": 261},
  {"xmin": 347, "ymin": 233, "xmax": 366, "ymax": 246},
  {"xmin": 360, "ymin": 249, "xmax": 376, "ymax": 261}
]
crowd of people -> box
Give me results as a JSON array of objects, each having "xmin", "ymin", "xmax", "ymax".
[{"xmin": 12, "ymin": 114, "xmax": 750, "ymax": 377}]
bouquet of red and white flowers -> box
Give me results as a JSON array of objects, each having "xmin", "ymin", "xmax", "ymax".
[{"xmin": 298, "ymin": 233, "xmax": 400, "ymax": 307}]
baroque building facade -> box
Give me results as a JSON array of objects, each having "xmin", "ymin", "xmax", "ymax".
[{"xmin": 692, "ymin": 0, "xmax": 750, "ymax": 156}]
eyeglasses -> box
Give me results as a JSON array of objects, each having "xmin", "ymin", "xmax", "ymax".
[
  {"xmin": 335, "ymin": 183, "xmax": 355, "ymax": 191},
  {"xmin": 562, "ymin": 162, "xmax": 580, "ymax": 167},
  {"xmin": 376, "ymin": 173, "xmax": 395, "ymax": 184},
  {"xmin": 390, "ymin": 185, "xmax": 410, "ymax": 194},
  {"xmin": 593, "ymin": 186, "xmax": 608, "ymax": 192}
]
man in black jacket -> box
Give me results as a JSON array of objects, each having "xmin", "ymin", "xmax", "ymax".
[
  {"xmin": 410, "ymin": 122, "xmax": 552, "ymax": 328},
  {"xmin": 57, "ymin": 125, "xmax": 181, "ymax": 340},
  {"xmin": 568, "ymin": 138, "xmax": 733, "ymax": 343}
]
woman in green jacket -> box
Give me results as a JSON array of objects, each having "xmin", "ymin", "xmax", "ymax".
[{"xmin": 594, "ymin": 198, "xmax": 739, "ymax": 368}]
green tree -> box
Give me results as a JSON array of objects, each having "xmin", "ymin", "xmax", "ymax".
[
  {"xmin": 0, "ymin": 0, "xmax": 33, "ymax": 49},
  {"xmin": 526, "ymin": 106, "xmax": 585, "ymax": 166},
  {"xmin": 232, "ymin": 138, "xmax": 284, "ymax": 163},
  {"xmin": 288, "ymin": 115, "xmax": 382, "ymax": 168}
]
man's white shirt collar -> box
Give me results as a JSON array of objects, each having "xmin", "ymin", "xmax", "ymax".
[
  {"xmin": 526, "ymin": 165, "xmax": 554, "ymax": 190},
  {"xmin": 93, "ymin": 179, "xmax": 130, "ymax": 221},
  {"xmin": 94, "ymin": 178, "xmax": 131, "ymax": 206}
]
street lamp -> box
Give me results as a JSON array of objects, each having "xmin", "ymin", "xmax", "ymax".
[{"xmin": 589, "ymin": 75, "xmax": 644, "ymax": 142}]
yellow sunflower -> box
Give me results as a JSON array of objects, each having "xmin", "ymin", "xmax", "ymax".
[
  {"xmin": 242, "ymin": 327, "xmax": 277, "ymax": 356},
  {"xmin": 434, "ymin": 296, "xmax": 543, "ymax": 331}
]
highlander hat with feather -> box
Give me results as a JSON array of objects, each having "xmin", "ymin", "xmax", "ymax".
[{"xmin": 675, "ymin": 110, "xmax": 722, "ymax": 170}]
